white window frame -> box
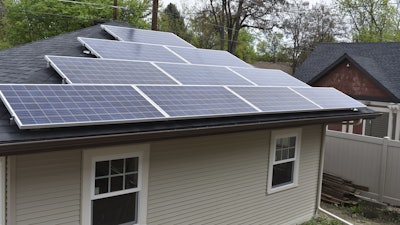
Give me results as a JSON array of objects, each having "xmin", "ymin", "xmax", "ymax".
[
  {"xmin": 81, "ymin": 143, "xmax": 149, "ymax": 225},
  {"xmin": 267, "ymin": 128, "xmax": 301, "ymax": 194}
]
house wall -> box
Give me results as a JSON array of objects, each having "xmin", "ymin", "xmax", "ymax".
[
  {"xmin": 147, "ymin": 125, "xmax": 322, "ymax": 224},
  {"xmin": 8, "ymin": 124, "xmax": 323, "ymax": 225},
  {"xmin": 313, "ymin": 59, "xmax": 391, "ymax": 99},
  {"xmin": 10, "ymin": 150, "xmax": 82, "ymax": 225}
]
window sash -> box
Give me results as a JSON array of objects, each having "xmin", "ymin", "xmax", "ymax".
[
  {"xmin": 91, "ymin": 153, "xmax": 142, "ymax": 200},
  {"xmin": 268, "ymin": 128, "xmax": 301, "ymax": 194}
]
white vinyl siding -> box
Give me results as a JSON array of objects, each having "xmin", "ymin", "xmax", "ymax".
[
  {"xmin": 147, "ymin": 125, "xmax": 322, "ymax": 225},
  {"xmin": 9, "ymin": 124, "xmax": 322, "ymax": 225},
  {"xmin": 12, "ymin": 150, "xmax": 81, "ymax": 225}
]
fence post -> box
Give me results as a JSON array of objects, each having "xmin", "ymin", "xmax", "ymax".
[{"xmin": 378, "ymin": 137, "xmax": 389, "ymax": 203}]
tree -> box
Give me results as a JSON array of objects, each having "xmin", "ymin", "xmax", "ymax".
[
  {"xmin": 337, "ymin": 0, "xmax": 399, "ymax": 42},
  {"xmin": 191, "ymin": 0, "xmax": 286, "ymax": 54},
  {"xmin": 257, "ymin": 31, "xmax": 284, "ymax": 62},
  {"xmin": 158, "ymin": 3, "xmax": 191, "ymax": 42},
  {"xmin": 283, "ymin": 1, "xmax": 343, "ymax": 73},
  {"xmin": 1, "ymin": 0, "xmax": 151, "ymax": 47},
  {"xmin": 233, "ymin": 29, "xmax": 257, "ymax": 63}
]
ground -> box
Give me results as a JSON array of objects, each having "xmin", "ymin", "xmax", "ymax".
[{"xmin": 317, "ymin": 201, "xmax": 400, "ymax": 225}]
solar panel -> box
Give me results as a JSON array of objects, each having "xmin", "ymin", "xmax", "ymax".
[
  {"xmin": 138, "ymin": 85, "xmax": 258, "ymax": 117},
  {"xmin": 229, "ymin": 86, "xmax": 320, "ymax": 112},
  {"xmin": 291, "ymin": 87, "xmax": 366, "ymax": 109},
  {"xmin": 78, "ymin": 37, "xmax": 186, "ymax": 63},
  {"xmin": 46, "ymin": 56, "xmax": 178, "ymax": 85},
  {"xmin": 102, "ymin": 25, "xmax": 194, "ymax": 48},
  {"xmin": 167, "ymin": 46, "xmax": 252, "ymax": 68},
  {"xmin": 155, "ymin": 63, "xmax": 253, "ymax": 85},
  {"xmin": 231, "ymin": 67, "xmax": 308, "ymax": 87},
  {"xmin": 0, "ymin": 85, "xmax": 165, "ymax": 129}
]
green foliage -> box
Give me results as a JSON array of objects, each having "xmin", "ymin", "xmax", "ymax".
[
  {"xmin": 158, "ymin": 3, "xmax": 191, "ymax": 43},
  {"xmin": 337, "ymin": 0, "xmax": 400, "ymax": 42},
  {"xmin": 0, "ymin": 0, "xmax": 150, "ymax": 47},
  {"xmin": 233, "ymin": 29, "xmax": 257, "ymax": 63},
  {"xmin": 301, "ymin": 216, "xmax": 344, "ymax": 225},
  {"xmin": 256, "ymin": 32, "xmax": 284, "ymax": 62}
]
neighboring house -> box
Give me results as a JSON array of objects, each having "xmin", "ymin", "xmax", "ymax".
[
  {"xmin": 294, "ymin": 43, "xmax": 400, "ymax": 140},
  {"xmin": 0, "ymin": 22, "xmax": 378, "ymax": 225}
]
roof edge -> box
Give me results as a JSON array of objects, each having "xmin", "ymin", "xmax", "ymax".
[{"xmin": 0, "ymin": 108, "xmax": 380, "ymax": 155}]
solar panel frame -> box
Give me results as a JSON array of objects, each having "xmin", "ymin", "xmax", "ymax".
[
  {"xmin": 45, "ymin": 55, "xmax": 179, "ymax": 85},
  {"xmin": 230, "ymin": 67, "xmax": 309, "ymax": 87},
  {"xmin": 137, "ymin": 85, "xmax": 259, "ymax": 118},
  {"xmin": 101, "ymin": 24, "xmax": 195, "ymax": 48},
  {"xmin": 0, "ymin": 84, "xmax": 167, "ymax": 129},
  {"xmin": 78, "ymin": 37, "xmax": 187, "ymax": 64},
  {"xmin": 291, "ymin": 87, "xmax": 366, "ymax": 109},
  {"xmin": 228, "ymin": 86, "xmax": 321, "ymax": 113},
  {"xmin": 166, "ymin": 46, "xmax": 253, "ymax": 68},
  {"xmin": 154, "ymin": 63, "xmax": 254, "ymax": 86}
]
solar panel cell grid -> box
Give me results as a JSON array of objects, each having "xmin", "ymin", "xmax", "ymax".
[
  {"xmin": 229, "ymin": 86, "xmax": 320, "ymax": 112},
  {"xmin": 155, "ymin": 63, "xmax": 253, "ymax": 85},
  {"xmin": 138, "ymin": 85, "xmax": 258, "ymax": 117},
  {"xmin": 167, "ymin": 47, "xmax": 252, "ymax": 68},
  {"xmin": 47, "ymin": 56, "xmax": 178, "ymax": 85},
  {"xmin": 231, "ymin": 67, "xmax": 308, "ymax": 87},
  {"xmin": 0, "ymin": 85, "xmax": 165, "ymax": 128},
  {"xmin": 79, "ymin": 38, "xmax": 186, "ymax": 63},
  {"xmin": 102, "ymin": 25, "xmax": 194, "ymax": 48},
  {"xmin": 292, "ymin": 87, "xmax": 366, "ymax": 109}
]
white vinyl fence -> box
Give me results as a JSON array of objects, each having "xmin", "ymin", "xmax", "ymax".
[{"xmin": 324, "ymin": 130, "xmax": 400, "ymax": 206}]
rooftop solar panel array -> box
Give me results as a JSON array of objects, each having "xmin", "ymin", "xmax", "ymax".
[
  {"xmin": 0, "ymin": 25, "xmax": 368, "ymax": 130},
  {"xmin": 102, "ymin": 25, "xmax": 194, "ymax": 48}
]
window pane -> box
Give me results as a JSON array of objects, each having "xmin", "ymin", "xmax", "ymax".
[
  {"xmin": 289, "ymin": 136, "xmax": 296, "ymax": 146},
  {"xmin": 282, "ymin": 149, "xmax": 289, "ymax": 160},
  {"xmin": 92, "ymin": 192, "xmax": 137, "ymax": 225},
  {"xmin": 275, "ymin": 149, "xmax": 282, "ymax": 161},
  {"xmin": 125, "ymin": 174, "xmax": 138, "ymax": 189},
  {"xmin": 111, "ymin": 176, "xmax": 123, "ymax": 192},
  {"xmin": 95, "ymin": 178, "xmax": 109, "ymax": 195},
  {"xmin": 111, "ymin": 159, "xmax": 123, "ymax": 174},
  {"xmin": 272, "ymin": 162, "xmax": 294, "ymax": 187},
  {"xmin": 126, "ymin": 157, "xmax": 138, "ymax": 173},
  {"xmin": 289, "ymin": 147, "xmax": 295, "ymax": 158},
  {"xmin": 95, "ymin": 161, "xmax": 109, "ymax": 177},
  {"xmin": 276, "ymin": 138, "xmax": 283, "ymax": 149}
]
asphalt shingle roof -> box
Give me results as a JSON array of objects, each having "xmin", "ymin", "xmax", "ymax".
[
  {"xmin": 0, "ymin": 21, "xmax": 129, "ymax": 84},
  {"xmin": 294, "ymin": 42, "xmax": 400, "ymax": 101}
]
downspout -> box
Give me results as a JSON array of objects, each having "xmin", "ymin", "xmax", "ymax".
[{"xmin": 316, "ymin": 124, "xmax": 354, "ymax": 225}]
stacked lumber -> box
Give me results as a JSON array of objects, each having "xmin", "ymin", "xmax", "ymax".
[{"xmin": 322, "ymin": 173, "xmax": 369, "ymax": 205}]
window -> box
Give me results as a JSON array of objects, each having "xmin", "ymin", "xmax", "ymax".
[
  {"xmin": 92, "ymin": 156, "xmax": 140, "ymax": 225},
  {"xmin": 82, "ymin": 144, "xmax": 149, "ymax": 225},
  {"xmin": 267, "ymin": 128, "xmax": 301, "ymax": 194}
]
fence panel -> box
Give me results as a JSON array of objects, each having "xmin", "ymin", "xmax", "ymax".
[{"xmin": 324, "ymin": 130, "xmax": 400, "ymax": 206}]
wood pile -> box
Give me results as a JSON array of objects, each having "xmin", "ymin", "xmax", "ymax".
[{"xmin": 322, "ymin": 173, "xmax": 369, "ymax": 205}]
